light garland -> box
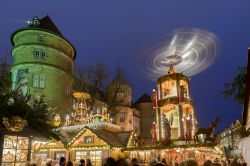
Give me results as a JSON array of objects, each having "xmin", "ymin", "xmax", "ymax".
[
  {"xmin": 56, "ymin": 122, "xmax": 121, "ymax": 133},
  {"xmin": 70, "ymin": 146, "xmax": 110, "ymax": 150},
  {"xmin": 123, "ymin": 146, "xmax": 219, "ymax": 154}
]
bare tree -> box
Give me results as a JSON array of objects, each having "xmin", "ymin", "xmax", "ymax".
[
  {"xmin": 72, "ymin": 62, "xmax": 109, "ymax": 112},
  {"xmin": 84, "ymin": 62, "xmax": 109, "ymax": 110},
  {"xmin": 0, "ymin": 50, "xmax": 11, "ymax": 93},
  {"xmin": 86, "ymin": 62, "xmax": 109, "ymax": 91},
  {"xmin": 73, "ymin": 65, "xmax": 88, "ymax": 92}
]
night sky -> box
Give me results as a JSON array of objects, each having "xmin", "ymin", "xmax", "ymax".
[{"xmin": 0, "ymin": 1, "xmax": 249, "ymax": 131}]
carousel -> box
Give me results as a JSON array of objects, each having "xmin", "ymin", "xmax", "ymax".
[{"xmin": 125, "ymin": 28, "xmax": 222, "ymax": 165}]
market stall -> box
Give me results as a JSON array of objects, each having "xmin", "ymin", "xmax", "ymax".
[
  {"xmin": 0, "ymin": 122, "xmax": 48, "ymax": 166},
  {"xmin": 67, "ymin": 127, "xmax": 131, "ymax": 166},
  {"xmin": 124, "ymin": 143, "xmax": 222, "ymax": 165}
]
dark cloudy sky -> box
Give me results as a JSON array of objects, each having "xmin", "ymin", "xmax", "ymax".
[{"xmin": 0, "ymin": 1, "xmax": 249, "ymax": 131}]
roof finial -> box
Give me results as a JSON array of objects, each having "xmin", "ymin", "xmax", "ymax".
[{"xmin": 168, "ymin": 63, "xmax": 176, "ymax": 74}]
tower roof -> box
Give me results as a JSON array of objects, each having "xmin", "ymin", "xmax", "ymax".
[
  {"xmin": 133, "ymin": 93, "xmax": 152, "ymax": 105},
  {"xmin": 31, "ymin": 15, "xmax": 63, "ymax": 36},
  {"xmin": 11, "ymin": 15, "xmax": 77, "ymax": 59},
  {"xmin": 109, "ymin": 66, "xmax": 130, "ymax": 86}
]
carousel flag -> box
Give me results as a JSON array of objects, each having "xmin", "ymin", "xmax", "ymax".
[{"xmin": 152, "ymin": 89, "xmax": 158, "ymax": 109}]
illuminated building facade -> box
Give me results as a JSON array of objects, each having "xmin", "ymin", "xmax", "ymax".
[
  {"xmin": 218, "ymin": 119, "xmax": 244, "ymax": 158},
  {"xmin": 11, "ymin": 16, "xmax": 76, "ymax": 115},
  {"xmin": 107, "ymin": 71, "xmax": 140, "ymax": 134},
  {"xmin": 156, "ymin": 66, "xmax": 197, "ymax": 140}
]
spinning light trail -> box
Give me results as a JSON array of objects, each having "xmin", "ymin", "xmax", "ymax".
[{"xmin": 135, "ymin": 28, "xmax": 220, "ymax": 80}]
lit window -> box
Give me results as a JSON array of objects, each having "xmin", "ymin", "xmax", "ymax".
[
  {"xmin": 39, "ymin": 76, "xmax": 45, "ymax": 88},
  {"xmin": 41, "ymin": 51, "xmax": 46, "ymax": 60},
  {"xmin": 2, "ymin": 135, "xmax": 29, "ymax": 165},
  {"xmin": 33, "ymin": 18, "xmax": 40, "ymax": 26},
  {"xmin": 33, "ymin": 75, "xmax": 39, "ymax": 87},
  {"xmin": 33, "ymin": 75, "xmax": 45, "ymax": 88},
  {"xmin": 38, "ymin": 35, "xmax": 44, "ymax": 42},
  {"xmin": 34, "ymin": 50, "xmax": 40, "ymax": 59}
]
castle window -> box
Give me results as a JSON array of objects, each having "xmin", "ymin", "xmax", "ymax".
[
  {"xmin": 33, "ymin": 17, "xmax": 40, "ymax": 26},
  {"xmin": 134, "ymin": 120, "xmax": 139, "ymax": 129},
  {"xmin": 120, "ymin": 112, "xmax": 125, "ymax": 122},
  {"xmin": 38, "ymin": 35, "xmax": 44, "ymax": 42},
  {"xmin": 39, "ymin": 76, "xmax": 45, "ymax": 88},
  {"xmin": 33, "ymin": 75, "xmax": 45, "ymax": 88},
  {"xmin": 33, "ymin": 75, "xmax": 39, "ymax": 87},
  {"xmin": 41, "ymin": 51, "xmax": 46, "ymax": 60},
  {"xmin": 34, "ymin": 50, "xmax": 40, "ymax": 59},
  {"xmin": 66, "ymin": 86, "xmax": 71, "ymax": 95}
]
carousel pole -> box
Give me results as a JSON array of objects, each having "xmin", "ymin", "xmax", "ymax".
[
  {"xmin": 152, "ymin": 89, "xmax": 161, "ymax": 141},
  {"xmin": 158, "ymin": 108, "xmax": 162, "ymax": 141}
]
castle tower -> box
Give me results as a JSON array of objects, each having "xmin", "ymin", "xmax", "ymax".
[
  {"xmin": 107, "ymin": 68, "xmax": 133, "ymax": 131},
  {"xmin": 156, "ymin": 66, "xmax": 197, "ymax": 140},
  {"xmin": 107, "ymin": 68, "xmax": 132, "ymax": 107},
  {"xmin": 10, "ymin": 16, "xmax": 76, "ymax": 115}
]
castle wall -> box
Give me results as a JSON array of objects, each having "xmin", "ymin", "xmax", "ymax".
[
  {"xmin": 11, "ymin": 29, "xmax": 75, "ymax": 115},
  {"xmin": 133, "ymin": 103, "xmax": 155, "ymax": 141}
]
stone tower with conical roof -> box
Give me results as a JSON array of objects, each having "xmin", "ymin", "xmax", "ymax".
[
  {"xmin": 11, "ymin": 16, "xmax": 76, "ymax": 115},
  {"xmin": 107, "ymin": 67, "xmax": 132, "ymax": 107},
  {"xmin": 107, "ymin": 67, "xmax": 134, "ymax": 131}
]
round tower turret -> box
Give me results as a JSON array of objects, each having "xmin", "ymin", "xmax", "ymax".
[{"xmin": 10, "ymin": 16, "xmax": 76, "ymax": 115}]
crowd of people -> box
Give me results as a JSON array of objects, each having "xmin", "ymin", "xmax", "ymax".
[{"xmin": 26, "ymin": 156, "xmax": 247, "ymax": 166}]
